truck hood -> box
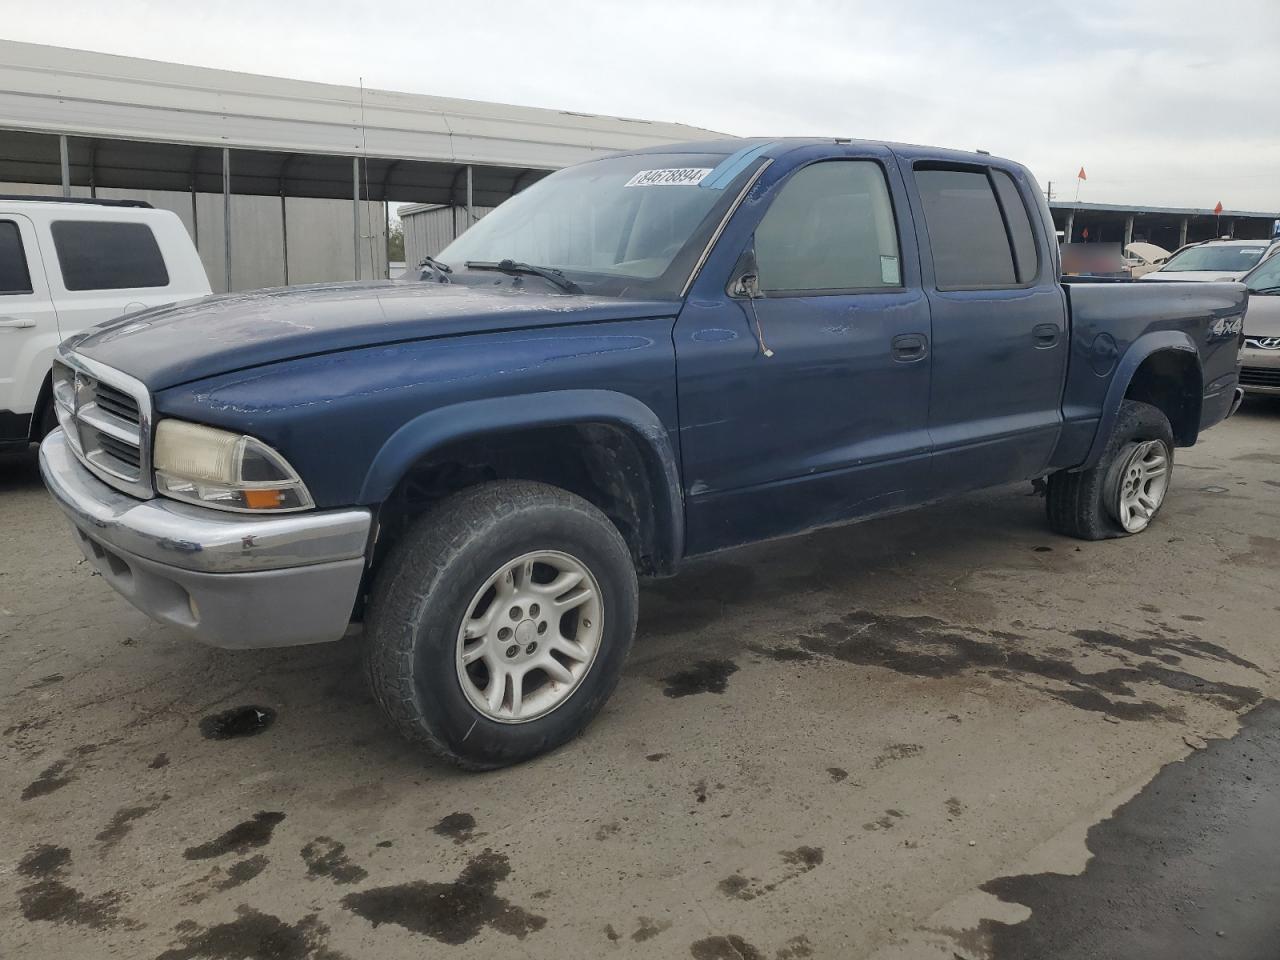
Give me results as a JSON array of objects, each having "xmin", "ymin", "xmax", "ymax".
[
  {"xmin": 67, "ymin": 280, "xmax": 680, "ymax": 390},
  {"xmin": 1245, "ymin": 293, "xmax": 1280, "ymax": 337}
]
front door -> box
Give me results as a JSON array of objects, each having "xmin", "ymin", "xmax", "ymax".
[
  {"xmin": 675, "ymin": 150, "xmax": 933, "ymax": 554},
  {"xmin": 0, "ymin": 214, "xmax": 58, "ymax": 440}
]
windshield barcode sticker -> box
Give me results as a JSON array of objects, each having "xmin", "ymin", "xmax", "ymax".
[{"xmin": 624, "ymin": 168, "xmax": 713, "ymax": 187}]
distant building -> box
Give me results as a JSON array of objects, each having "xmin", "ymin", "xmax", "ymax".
[{"xmin": 1051, "ymin": 201, "xmax": 1279, "ymax": 251}]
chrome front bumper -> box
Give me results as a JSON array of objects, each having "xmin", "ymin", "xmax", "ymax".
[{"xmin": 39, "ymin": 429, "xmax": 372, "ymax": 648}]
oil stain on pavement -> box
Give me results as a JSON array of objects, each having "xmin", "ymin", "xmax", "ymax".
[
  {"xmin": 661, "ymin": 659, "xmax": 739, "ymax": 697},
  {"xmin": 341, "ymin": 849, "xmax": 546, "ymax": 944},
  {"xmin": 975, "ymin": 699, "xmax": 1280, "ymax": 960},
  {"xmin": 794, "ymin": 610, "xmax": 1262, "ymax": 722},
  {"xmin": 156, "ymin": 907, "xmax": 346, "ymax": 960},
  {"xmin": 16, "ymin": 844, "xmax": 135, "ymax": 930},
  {"xmin": 198, "ymin": 705, "xmax": 276, "ymax": 740},
  {"xmin": 184, "ymin": 812, "xmax": 286, "ymax": 860}
]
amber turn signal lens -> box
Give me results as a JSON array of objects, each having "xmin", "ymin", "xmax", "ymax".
[{"xmin": 243, "ymin": 489, "xmax": 285, "ymax": 509}]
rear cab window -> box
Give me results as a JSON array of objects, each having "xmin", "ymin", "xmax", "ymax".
[
  {"xmin": 50, "ymin": 220, "xmax": 170, "ymax": 291},
  {"xmin": 0, "ymin": 220, "xmax": 33, "ymax": 295},
  {"xmin": 913, "ymin": 165, "xmax": 1040, "ymax": 289}
]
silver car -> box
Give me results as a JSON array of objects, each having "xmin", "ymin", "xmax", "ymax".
[{"xmin": 1239, "ymin": 252, "xmax": 1280, "ymax": 395}]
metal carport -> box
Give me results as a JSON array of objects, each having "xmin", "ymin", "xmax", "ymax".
[{"xmin": 0, "ymin": 40, "xmax": 718, "ymax": 290}]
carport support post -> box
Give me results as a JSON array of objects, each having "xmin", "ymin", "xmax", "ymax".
[
  {"xmin": 1123, "ymin": 216, "xmax": 1133, "ymax": 249},
  {"xmin": 222, "ymin": 148, "xmax": 232, "ymax": 293},
  {"xmin": 1064, "ymin": 211, "xmax": 1075, "ymax": 244},
  {"xmin": 352, "ymin": 157, "xmax": 361, "ymax": 281},
  {"xmin": 466, "ymin": 165, "xmax": 474, "ymax": 230},
  {"xmin": 1179, "ymin": 218, "xmax": 1188, "ymax": 248},
  {"xmin": 59, "ymin": 135, "xmax": 70, "ymax": 198},
  {"xmin": 280, "ymin": 192, "xmax": 290, "ymax": 286}
]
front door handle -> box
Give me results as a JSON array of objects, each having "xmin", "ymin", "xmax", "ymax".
[
  {"xmin": 1033, "ymin": 323, "xmax": 1060, "ymax": 348},
  {"xmin": 892, "ymin": 333, "xmax": 929, "ymax": 362},
  {"xmin": 0, "ymin": 317, "xmax": 36, "ymax": 329}
]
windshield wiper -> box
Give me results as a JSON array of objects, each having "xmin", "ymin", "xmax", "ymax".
[
  {"xmin": 1249, "ymin": 284, "xmax": 1280, "ymax": 295},
  {"xmin": 417, "ymin": 256, "xmax": 452, "ymax": 283},
  {"xmin": 465, "ymin": 259, "xmax": 583, "ymax": 294}
]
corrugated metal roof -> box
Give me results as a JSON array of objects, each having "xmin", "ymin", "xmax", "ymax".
[
  {"xmin": 0, "ymin": 40, "xmax": 720, "ymax": 169},
  {"xmin": 1050, "ymin": 200, "xmax": 1278, "ymax": 219}
]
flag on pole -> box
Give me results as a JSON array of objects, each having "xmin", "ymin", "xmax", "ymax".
[
  {"xmin": 1213, "ymin": 201, "xmax": 1224, "ymax": 215},
  {"xmin": 1077, "ymin": 167, "xmax": 1087, "ymax": 181}
]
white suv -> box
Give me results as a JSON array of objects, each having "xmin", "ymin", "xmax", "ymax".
[
  {"xmin": 1140, "ymin": 237, "xmax": 1280, "ymax": 283},
  {"xmin": 0, "ymin": 196, "xmax": 210, "ymax": 449}
]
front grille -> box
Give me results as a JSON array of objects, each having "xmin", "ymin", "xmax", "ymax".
[
  {"xmin": 93, "ymin": 382, "xmax": 141, "ymax": 425},
  {"xmin": 1240, "ymin": 366, "xmax": 1280, "ymax": 388},
  {"xmin": 52, "ymin": 355, "xmax": 153, "ymax": 498}
]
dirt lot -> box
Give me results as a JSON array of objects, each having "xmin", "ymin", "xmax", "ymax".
[{"xmin": 3, "ymin": 401, "xmax": 1278, "ymax": 960}]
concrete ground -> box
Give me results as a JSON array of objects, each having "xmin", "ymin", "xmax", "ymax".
[{"xmin": 2, "ymin": 400, "xmax": 1278, "ymax": 960}]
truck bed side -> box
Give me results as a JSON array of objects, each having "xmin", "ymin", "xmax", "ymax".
[{"xmin": 1053, "ymin": 278, "xmax": 1247, "ymax": 470}]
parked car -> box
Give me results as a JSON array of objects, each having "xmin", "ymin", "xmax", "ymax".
[
  {"xmin": 1122, "ymin": 241, "xmax": 1170, "ymax": 278},
  {"xmin": 1140, "ymin": 237, "xmax": 1280, "ymax": 282},
  {"xmin": 40, "ymin": 138, "xmax": 1247, "ymax": 768},
  {"xmin": 0, "ymin": 196, "xmax": 210, "ymax": 450},
  {"xmin": 1239, "ymin": 252, "xmax": 1280, "ymax": 395}
]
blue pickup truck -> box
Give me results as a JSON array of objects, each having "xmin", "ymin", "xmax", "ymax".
[{"xmin": 40, "ymin": 138, "xmax": 1247, "ymax": 768}]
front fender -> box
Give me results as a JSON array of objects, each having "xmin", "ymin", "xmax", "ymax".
[
  {"xmin": 359, "ymin": 388, "xmax": 684, "ymax": 562},
  {"xmin": 1076, "ymin": 330, "xmax": 1199, "ymax": 471}
]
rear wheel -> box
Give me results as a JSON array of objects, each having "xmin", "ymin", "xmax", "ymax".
[
  {"xmin": 1046, "ymin": 400, "xmax": 1174, "ymax": 540},
  {"xmin": 365, "ymin": 480, "xmax": 638, "ymax": 769}
]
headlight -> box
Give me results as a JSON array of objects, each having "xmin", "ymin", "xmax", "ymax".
[{"xmin": 153, "ymin": 420, "xmax": 314, "ymax": 512}]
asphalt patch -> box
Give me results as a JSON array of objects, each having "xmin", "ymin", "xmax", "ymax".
[
  {"xmin": 198, "ymin": 705, "xmax": 276, "ymax": 740},
  {"xmin": 977, "ymin": 699, "xmax": 1280, "ymax": 960},
  {"xmin": 184, "ymin": 812, "xmax": 286, "ymax": 860},
  {"xmin": 341, "ymin": 849, "xmax": 546, "ymax": 945},
  {"xmin": 662, "ymin": 659, "xmax": 739, "ymax": 697}
]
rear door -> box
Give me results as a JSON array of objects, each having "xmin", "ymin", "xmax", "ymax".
[
  {"xmin": 900, "ymin": 158, "xmax": 1067, "ymax": 493},
  {"xmin": 0, "ymin": 214, "xmax": 58, "ymax": 438},
  {"xmin": 675, "ymin": 148, "xmax": 933, "ymax": 553},
  {"xmin": 40, "ymin": 215, "xmax": 178, "ymax": 339}
]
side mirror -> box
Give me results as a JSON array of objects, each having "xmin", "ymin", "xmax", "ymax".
[{"xmin": 730, "ymin": 246, "xmax": 763, "ymax": 299}]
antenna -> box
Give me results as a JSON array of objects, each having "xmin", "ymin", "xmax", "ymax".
[{"xmin": 358, "ymin": 77, "xmax": 378, "ymax": 277}]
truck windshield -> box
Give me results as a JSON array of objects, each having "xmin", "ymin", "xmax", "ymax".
[
  {"xmin": 436, "ymin": 153, "xmax": 749, "ymax": 299},
  {"xmin": 1161, "ymin": 244, "xmax": 1267, "ymax": 273}
]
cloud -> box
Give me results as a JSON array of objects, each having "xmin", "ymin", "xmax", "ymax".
[{"xmin": 3, "ymin": 0, "xmax": 1277, "ymax": 209}]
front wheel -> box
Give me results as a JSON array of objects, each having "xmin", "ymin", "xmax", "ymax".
[
  {"xmin": 365, "ymin": 480, "xmax": 638, "ymax": 769},
  {"xmin": 1046, "ymin": 400, "xmax": 1175, "ymax": 541}
]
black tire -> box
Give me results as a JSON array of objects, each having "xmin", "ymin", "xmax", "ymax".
[
  {"xmin": 1046, "ymin": 400, "xmax": 1175, "ymax": 541},
  {"xmin": 35, "ymin": 399, "xmax": 58, "ymax": 441},
  {"xmin": 365, "ymin": 480, "xmax": 638, "ymax": 769}
]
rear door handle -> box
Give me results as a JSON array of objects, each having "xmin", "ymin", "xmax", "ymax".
[
  {"xmin": 0, "ymin": 317, "xmax": 36, "ymax": 329},
  {"xmin": 891, "ymin": 333, "xmax": 929, "ymax": 362},
  {"xmin": 1033, "ymin": 323, "xmax": 1060, "ymax": 348}
]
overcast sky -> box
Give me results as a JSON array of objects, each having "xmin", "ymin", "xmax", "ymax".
[{"xmin": 3, "ymin": 0, "xmax": 1278, "ymax": 211}]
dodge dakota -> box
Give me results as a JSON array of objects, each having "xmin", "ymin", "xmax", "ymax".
[{"xmin": 40, "ymin": 138, "xmax": 1247, "ymax": 768}]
